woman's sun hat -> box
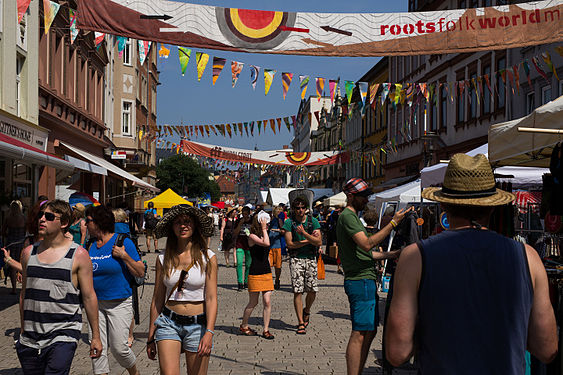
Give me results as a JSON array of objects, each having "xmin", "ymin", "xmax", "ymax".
[
  {"xmin": 155, "ymin": 205, "xmax": 214, "ymax": 238},
  {"xmin": 421, "ymin": 153, "xmax": 515, "ymax": 206}
]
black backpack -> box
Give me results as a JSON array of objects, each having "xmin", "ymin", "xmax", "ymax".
[
  {"xmin": 144, "ymin": 210, "xmax": 158, "ymax": 229},
  {"xmin": 115, "ymin": 233, "xmax": 147, "ymax": 287}
]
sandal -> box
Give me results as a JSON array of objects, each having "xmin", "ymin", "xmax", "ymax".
[
  {"xmin": 303, "ymin": 309, "xmax": 310, "ymax": 328},
  {"xmin": 296, "ymin": 324, "xmax": 306, "ymax": 335},
  {"xmin": 262, "ymin": 330, "xmax": 275, "ymax": 340},
  {"xmin": 239, "ymin": 325, "xmax": 257, "ymax": 336}
]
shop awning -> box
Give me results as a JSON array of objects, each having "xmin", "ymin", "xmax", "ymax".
[
  {"xmin": 60, "ymin": 142, "xmax": 160, "ymax": 192},
  {"xmin": 64, "ymin": 155, "xmax": 107, "ymax": 176},
  {"xmin": 0, "ymin": 133, "xmax": 74, "ymax": 171}
]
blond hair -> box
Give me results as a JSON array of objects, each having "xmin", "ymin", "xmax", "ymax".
[{"xmin": 112, "ymin": 208, "xmax": 128, "ymax": 223}]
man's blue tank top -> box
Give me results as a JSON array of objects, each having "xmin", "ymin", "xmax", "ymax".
[{"xmin": 417, "ymin": 228, "xmax": 533, "ymax": 375}]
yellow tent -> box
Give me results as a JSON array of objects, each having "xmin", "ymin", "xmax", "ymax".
[{"xmin": 143, "ymin": 188, "xmax": 193, "ymax": 216}]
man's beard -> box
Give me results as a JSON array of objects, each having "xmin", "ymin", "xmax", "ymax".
[{"xmin": 352, "ymin": 198, "xmax": 366, "ymax": 212}]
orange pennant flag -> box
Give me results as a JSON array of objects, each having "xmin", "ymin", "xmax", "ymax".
[{"xmin": 270, "ymin": 119, "xmax": 276, "ymax": 134}]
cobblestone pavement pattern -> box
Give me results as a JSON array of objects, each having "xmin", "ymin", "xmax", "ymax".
[{"xmin": 0, "ymin": 234, "xmax": 417, "ymax": 374}]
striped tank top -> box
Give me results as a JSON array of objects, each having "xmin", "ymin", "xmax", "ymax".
[{"xmin": 19, "ymin": 242, "xmax": 82, "ymax": 349}]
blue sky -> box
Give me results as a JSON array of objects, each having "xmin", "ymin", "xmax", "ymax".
[{"xmin": 156, "ymin": 1, "xmax": 407, "ymax": 151}]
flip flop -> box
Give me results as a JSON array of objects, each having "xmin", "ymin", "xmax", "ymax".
[{"xmin": 296, "ymin": 324, "xmax": 306, "ymax": 335}]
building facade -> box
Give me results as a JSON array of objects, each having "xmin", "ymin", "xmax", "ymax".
[{"xmin": 385, "ymin": 0, "xmax": 562, "ymax": 182}]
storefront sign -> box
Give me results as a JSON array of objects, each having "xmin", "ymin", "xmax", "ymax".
[
  {"xmin": 0, "ymin": 112, "xmax": 48, "ymax": 151},
  {"xmin": 111, "ymin": 150, "xmax": 127, "ymax": 159}
]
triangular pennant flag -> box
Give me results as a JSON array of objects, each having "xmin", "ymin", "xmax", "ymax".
[
  {"xmin": 282, "ymin": 73, "xmax": 293, "ymax": 100},
  {"xmin": 316, "ymin": 78, "xmax": 325, "ymax": 101},
  {"xmin": 178, "ymin": 47, "xmax": 191, "ymax": 76},
  {"xmin": 369, "ymin": 83, "xmax": 380, "ymax": 110},
  {"xmin": 116, "ymin": 36, "xmax": 127, "ymax": 58},
  {"xmin": 250, "ymin": 65, "xmax": 260, "ymax": 90},
  {"xmin": 484, "ymin": 74, "xmax": 493, "ymax": 96},
  {"xmin": 94, "ymin": 32, "xmax": 105, "ymax": 47},
  {"xmin": 204, "ymin": 125, "xmax": 210, "ymax": 137},
  {"xmin": 217, "ymin": 125, "xmax": 225, "ymax": 136},
  {"xmin": 212, "ymin": 57, "xmax": 226, "ymax": 85},
  {"xmin": 299, "ymin": 76, "xmax": 310, "ymax": 100},
  {"xmin": 276, "ymin": 118, "xmax": 282, "ymax": 132},
  {"xmin": 237, "ymin": 123, "xmax": 243, "ymax": 135},
  {"xmin": 43, "ymin": 0, "xmax": 61, "ymax": 34},
  {"xmin": 269, "ymin": 119, "xmax": 276, "ymax": 134},
  {"xmin": 329, "ymin": 80, "xmax": 338, "ymax": 103},
  {"xmin": 195, "ymin": 52, "xmax": 209, "ymax": 81},
  {"xmin": 541, "ymin": 52, "xmax": 559, "ymax": 81},
  {"xmin": 199, "ymin": 125, "xmax": 204, "ymax": 137},
  {"xmin": 358, "ymin": 82, "xmax": 368, "ymax": 107},
  {"xmin": 264, "ymin": 69, "xmax": 276, "ymax": 96},
  {"xmin": 283, "ymin": 117, "xmax": 291, "ymax": 131},
  {"xmin": 18, "ymin": 0, "xmax": 33, "ymax": 23},
  {"xmin": 531, "ymin": 57, "xmax": 549, "ymax": 83},
  {"xmin": 506, "ymin": 70, "xmax": 515, "ymax": 95},
  {"xmin": 69, "ymin": 9, "xmax": 79, "ymax": 44},
  {"xmin": 159, "ymin": 44, "xmax": 170, "ymax": 58},
  {"xmin": 244, "ymin": 122, "xmax": 249, "ymax": 137},
  {"xmin": 231, "ymin": 61, "xmax": 244, "ymax": 88},
  {"xmin": 250, "ymin": 121, "xmax": 255, "ymax": 136},
  {"xmin": 555, "ymin": 46, "xmax": 563, "ymax": 58},
  {"xmin": 344, "ymin": 81, "xmax": 355, "ymax": 105},
  {"xmin": 511, "ymin": 65, "xmax": 520, "ymax": 95},
  {"xmin": 380, "ymin": 83, "xmax": 390, "ymax": 106},
  {"xmin": 523, "ymin": 60, "xmax": 533, "ymax": 88},
  {"xmin": 257, "ymin": 121, "xmax": 262, "ymax": 135},
  {"xmin": 138, "ymin": 40, "xmax": 147, "ymax": 65}
]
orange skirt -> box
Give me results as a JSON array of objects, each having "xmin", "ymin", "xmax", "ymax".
[{"xmin": 248, "ymin": 273, "xmax": 274, "ymax": 292}]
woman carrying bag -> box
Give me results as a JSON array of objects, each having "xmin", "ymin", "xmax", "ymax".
[{"xmin": 146, "ymin": 205, "xmax": 218, "ymax": 375}]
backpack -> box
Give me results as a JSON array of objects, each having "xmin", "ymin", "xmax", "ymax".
[
  {"xmin": 115, "ymin": 233, "xmax": 147, "ymax": 287},
  {"xmin": 144, "ymin": 209, "xmax": 158, "ymax": 229},
  {"xmin": 288, "ymin": 213, "xmax": 318, "ymax": 257}
]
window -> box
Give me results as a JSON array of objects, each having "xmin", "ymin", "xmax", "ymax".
[
  {"xmin": 122, "ymin": 101, "xmax": 133, "ymax": 135},
  {"xmin": 541, "ymin": 86, "xmax": 551, "ymax": 105},
  {"xmin": 16, "ymin": 55, "xmax": 24, "ymax": 117},
  {"xmin": 526, "ymin": 92, "xmax": 535, "ymax": 115},
  {"xmin": 483, "ymin": 65, "xmax": 491, "ymax": 114},
  {"xmin": 483, "ymin": 0, "xmax": 493, "ymax": 6},
  {"xmin": 151, "ymin": 85, "xmax": 157, "ymax": 114},
  {"xmin": 496, "ymin": 56, "xmax": 506, "ymax": 109},
  {"xmin": 123, "ymin": 38, "xmax": 132, "ymax": 65},
  {"xmin": 469, "ymin": 0, "xmax": 478, "ymax": 8},
  {"xmin": 459, "ymin": 0, "xmax": 467, "ymax": 8}
]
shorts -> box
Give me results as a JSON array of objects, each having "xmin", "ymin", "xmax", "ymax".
[
  {"xmin": 146, "ymin": 228, "xmax": 155, "ymax": 237},
  {"xmin": 344, "ymin": 279, "xmax": 379, "ymax": 331},
  {"xmin": 289, "ymin": 258, "xmax": 318, "ymax": 294},
  {"xmin": 17, "ymin": 340, "xmax": 77, "ymax": 375},
  {"xmin": 248, "ymin": 273, "xmax": 274, "ymax": 292},
  {"xmin": 269, "ymin": 248, "xmax": 282, "ymax": 269},
  {"xmin": 154, "ymin": 312, "xmax": 207, "ymax": 353}
]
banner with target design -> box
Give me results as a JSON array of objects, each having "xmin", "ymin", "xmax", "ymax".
[
  {"xmin": 180, "ymin": 140, "xmax": 349, "ymax": 166},
  {"xmin": 77, "ymin": 0, "xmax": 563, "ymax": 57}
]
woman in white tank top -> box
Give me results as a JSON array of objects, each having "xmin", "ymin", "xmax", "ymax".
[{"xmin": 146, "ymin": 205, "xmax": 217, "ymax": 375}]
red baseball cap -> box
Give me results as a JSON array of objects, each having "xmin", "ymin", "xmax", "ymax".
[{"xmin": 343, "ymin": 178, "xmax": 374, "ymax": 197}]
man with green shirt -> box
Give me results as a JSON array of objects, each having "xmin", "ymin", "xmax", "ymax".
[
  {"xmin": 283, "ymin": 195, "xmax": 322, "ymax": 335},
  {"xmin": 336, "ymin": 178, "xmax": 410, "ymax": 375}
]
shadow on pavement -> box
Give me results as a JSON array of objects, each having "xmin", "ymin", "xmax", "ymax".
[
  {"xmin": 0, "ymin": 289, "xmax": 19, "ymax": 312},
  {"xmin": 316, "ymin": 310, "xmax": 349, "ymax": 321},
  {"xmin": 0, "ymin": 368, "xmax": 22, "ymax": 375}
]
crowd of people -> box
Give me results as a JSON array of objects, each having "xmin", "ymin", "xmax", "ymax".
[{"xmin": 0, "ymin": 152, "xmax": 558, "ymax": 374}]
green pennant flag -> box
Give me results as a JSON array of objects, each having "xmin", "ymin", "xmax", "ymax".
[{"xmin": 345, "ymin": 81, "xmax": 355, "ymax": 105}]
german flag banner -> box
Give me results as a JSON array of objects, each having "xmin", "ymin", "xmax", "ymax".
[
  {"xmin": 77, "ymin": 0, "xmax": 562, "ymax": 57},
  {"xmin": 180, "ymin": 140, "xmax": 349, "ymax": 166}
]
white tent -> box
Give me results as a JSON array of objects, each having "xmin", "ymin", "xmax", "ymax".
[
  {"xmin": 266, "ymin": 188, "xmax": 334, "ymax": 206},
  {"xmin": 257, "ymin": 191, "xmax": 268, "ymax": 205},
  {"xmin": 489, "ymin": 95, "xmax": 563, "ymax": 167},
  {"xmin": 323, "ymin": 192, "xmax": 347, "ymax": 207},
  {"xmin": 421, "ymin": 143, "xmax": 549, "ymax": 189},
  {"xmin": 369, "ymin": 179, "xmax": 425, "ymax": 213}
]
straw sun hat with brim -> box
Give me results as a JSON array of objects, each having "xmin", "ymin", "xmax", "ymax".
[
  {"xmin": 155, "ymin": 205, "xmax": 214, "ymax": 239},
  {"xmin": 421, "ymin": 153, "xmax": 515, "ymax": 207}
]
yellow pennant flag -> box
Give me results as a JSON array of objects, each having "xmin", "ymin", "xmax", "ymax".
[
  {"xmin": 196, "ymin": 52, "xmax": 209, "ymax": 81},
  {"xmin": 264, "ymin": 69, "xmax": 276, "ymax": 96}
]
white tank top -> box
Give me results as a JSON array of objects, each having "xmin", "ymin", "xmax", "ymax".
[{"xmin": 159, "ymin": 249, "xmax": 215, "ymax": 302}]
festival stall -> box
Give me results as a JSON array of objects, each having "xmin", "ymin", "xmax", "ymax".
[
  {"xmin": 369, "ymin": 179, "xmax": 425, "ymax": 213},
  {"xmin": 266, "ymin": 188, "xmax": 333, "ymax": 206},
  {"xmin": 143, "ymin": 188, "xmax": 193, "ymax": 216},
  {"xmin": 323, "ymin": 192, "xmax": 347, "ymax": 207}
]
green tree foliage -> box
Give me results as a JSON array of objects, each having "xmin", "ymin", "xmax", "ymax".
[{"xmin": 156, "ymin": 154, "xmax": 221, "ymax": 202}]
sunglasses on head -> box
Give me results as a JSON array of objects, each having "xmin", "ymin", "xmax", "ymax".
[{"xmin": 38, "ymin": 211, "xmax": 60, "ymax": 221}]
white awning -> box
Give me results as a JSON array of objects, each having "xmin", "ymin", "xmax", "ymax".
[
  {"xmin": 60, "ymin": 142, "xmax": 159, "ymax": 192},
  {"xmin": 0, "ymin": 133, "xmax": 74, "ymax": 171},
  {"xmin": 64, "ymin": 155, "xmax": 107, "ymax": 176}
]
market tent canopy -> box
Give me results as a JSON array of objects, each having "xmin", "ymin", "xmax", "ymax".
[
  {"xmin": 144, "ymin": 188, "xmax": 193, "ymax": 216},
  {"xmin": 488, "ymin": 95, "xmax": 563, "ymax": 167},
  {"xmin": 267, "ymin": 188, "xmax": 334, "ymax": 206},
  {"xmin": 323, "ymin": 192, "xmax": 347, "ymax": 207},
  {"xmin": 369, "ymin": 179, "xmax": 426, "ymax": 213}
]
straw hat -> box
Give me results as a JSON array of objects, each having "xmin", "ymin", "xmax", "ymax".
[
  {"xmin": 73, "ymin": 203, "xmax": 85, "ymax": 212},
  {"xmin": 155, "ymin": 205, "xmax": 214, "ymax": 238},
  {"xmin": 421, "ymin": 153, "xmax": 515, "ymax": 206}
]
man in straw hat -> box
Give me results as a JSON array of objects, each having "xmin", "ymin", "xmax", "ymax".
[
  {"xmin": 385, "ymin": 154, "xmax": 557, "ymax": 373},
  {"xmin": 336, "ymin": 178, "xmax": 411, "ymax": 375}
]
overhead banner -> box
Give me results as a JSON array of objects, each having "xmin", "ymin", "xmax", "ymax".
[
  {"xmin": 180, "ymin": 140, "xmax": 349, "ymax": 166},
  {"xmin": 76, "ymin": 0, "xmax": 563, "ymax": 56}
]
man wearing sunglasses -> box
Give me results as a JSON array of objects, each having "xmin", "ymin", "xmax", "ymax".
[
  {"xmin": 282, "ymin": 195, "xmax": 322, "ymax": 335},
  {"xmin": 17, "ymin": 200, "xmax": 102, "ymax": 374}
]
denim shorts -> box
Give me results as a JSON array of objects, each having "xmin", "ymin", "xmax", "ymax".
[
  {"xmin": 154, "ymin": 313, "xmax": 207, "ymax": 353},
  {"xmin": 344, "ymin": 279, "xmax": 379, "ymax": 332}
]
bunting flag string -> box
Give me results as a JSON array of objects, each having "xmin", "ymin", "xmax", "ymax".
[
  {"xmin": 329, "ymin": 79, "xmax": 338, "ymax": 103},
  {"xmin": 344, "ymin": 81, "xmax": 355, "ymax": 105},
  {"xmin": 282, "ymin": 73, "xmax": 293, "ymax": 100},
  {"xmin": 358, "ymin": 82, "xmax": 368, "ymax": 108},
  {"xmin": 138, "ymin": 40, "xmax": 151, "ymax": 65},
  {"xmin": 195, "ymin": 52, "xmax": 209, "ymax": 81},
  {"xmin": 316, "ymin": 78, "xmax": 325, "ymax": 101},
  {"xmin": 178, "ymin": 47, "xmax": 191, "ymax": 76},
  {"xmin": 18, "ymin": 0, "xmax": 33, "ymax": 23},
  {"xmin": 69, "ymin": 9, "xmax": 79, "ymax": 44},
  {"xmin": 159, "ymin": 44, "xmax": 170, "ymax": 58},
  {"xmin": 94, "ymin": 32, "xmax": 105, "ymax": 48},
  {"xmin": 231, "ymin": 61, "xmax": 244, "ymax": 88},
  {"xmin": 264, "ymin": 69, "xmax": 276, "ymax": 96},
  {"xmin": 116, "ymin": 36, "xmax": 127, "ymax": 58},
  {"xmin": 250, "ymin": 65, "xmax": 260, "ymax": 90},
  {"xmin": 299, "ymin": 76, "xmax": 309, "ymax": 100},
  {"xmin": 43, "ymin": 0, "xmax": 60, "ymax": 34},
  {"xmin": 212, "ymin": 57, "xmax": 226, "ymax": 85}
]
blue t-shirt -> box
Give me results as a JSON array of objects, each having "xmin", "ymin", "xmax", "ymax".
[
  {"xmin": 268, "ymin": 217, "xmax": 282, "ymax": 249},
  {"xmin": 89, "ymin": 233, "xmax": 140, "ymax": 300}
]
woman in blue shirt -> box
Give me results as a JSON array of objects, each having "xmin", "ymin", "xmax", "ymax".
[{"xmin": 86, "ymin": 205, "xmax": 145, "ymax": 375}]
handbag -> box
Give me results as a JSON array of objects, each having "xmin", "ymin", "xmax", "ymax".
[{"xmin": 317, "ymin": 256, "xmax": 326, "ymax": 280}]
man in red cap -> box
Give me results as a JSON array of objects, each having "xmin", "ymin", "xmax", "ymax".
[{"xmin": 336, "ymin": 178, "xmax": 411, "ymax": 375}]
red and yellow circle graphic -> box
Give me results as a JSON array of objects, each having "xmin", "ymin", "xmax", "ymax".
[
  {"xmin": 216, "ymin": 7, "xmax": 296, "ymax": 50},
  {"xmin": 285, "ymin": 152, "xmax": 311, "ymax": 165}
]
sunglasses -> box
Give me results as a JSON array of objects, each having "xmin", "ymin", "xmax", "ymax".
[
  {"xmin": 38, "ymin": 211, "xmax": 60, "ymax": 221},
  {"xmin": 293, "ymin": 206, "xmax": 306, "ymax": 211},
  {"xmin": 85, "ymin": 218, "xmax": 94, "ymax": 224},
  {"xmin": 177, "ymin": 269, "xmax": 189, "ymax": 293}
]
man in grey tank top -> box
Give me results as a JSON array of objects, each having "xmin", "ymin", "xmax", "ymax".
[
  {"xmin": 17, "ymin": 200, "xmax": 102, "ymax": 374},
  {"xmin": 385, "ymin": 154, "xmax": 557, "ymax": 374}
]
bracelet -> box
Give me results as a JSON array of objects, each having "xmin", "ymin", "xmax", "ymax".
[
  {"xmin": 390, "ymin": 220, "xmax": 398, "ymax": 228},
  {"xmin": 206, "ymin": 329, "xmax": 215, "ymax": 335},
  {"xmin": 5, "ymin": 257, "xmax": 12, "ymax": 263},
  {"xmin": 147, "ymin": 338, "xmax": 155, "ymax": 345}
]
